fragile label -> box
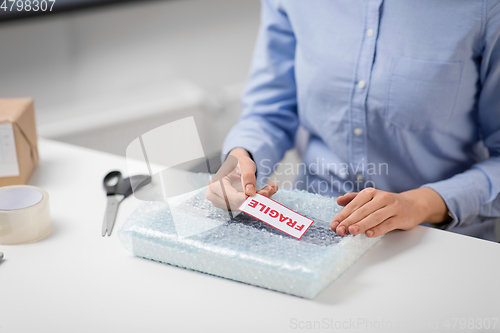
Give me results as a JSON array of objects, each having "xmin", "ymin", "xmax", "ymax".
[
  {"xmin": 0, "ymin": 124, "xmax": 20, "ymax": 178},
  {"xmin": 238, "ymin": 193, "xmax": 314, "ymax": 239}
]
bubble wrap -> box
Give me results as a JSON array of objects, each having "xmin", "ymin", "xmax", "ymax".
[{"xmin": 118, "ymin": 187, "xmax": 382, "ymax": 299}]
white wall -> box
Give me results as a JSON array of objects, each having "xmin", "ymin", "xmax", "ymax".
[{"xmin": 0, "ymin": 0, "xmax": 261, "ymax": 155}]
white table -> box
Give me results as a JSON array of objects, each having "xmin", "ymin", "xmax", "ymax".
[{"xmin": 1, "ymin": 139, "xmax": 499, "ymax": 333}]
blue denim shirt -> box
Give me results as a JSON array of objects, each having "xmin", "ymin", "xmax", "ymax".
[{"xmin": 223, "ymin": 0, "xmax": 500, "ymax": 241}]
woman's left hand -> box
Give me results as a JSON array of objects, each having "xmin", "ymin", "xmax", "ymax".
[{"xmin": 331, "ymin": 187, "xmax": 450, "ymax": 237}]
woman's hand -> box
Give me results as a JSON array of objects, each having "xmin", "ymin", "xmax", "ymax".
[
  {"xmin": 205, "ymin": 148, "xmax": 278, "ymax": 211},
  {"xmin": 331, "ymin": 187, "xmax": 450, "ymax": 237}
]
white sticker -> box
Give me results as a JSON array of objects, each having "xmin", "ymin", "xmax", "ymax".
[
  {"xmin": 238, "ymin": 193, "xmax": 314, "ymax": 239},
  {"xmin": 0, "ymin": 124, "xmax": 20, "ymax": 178}
]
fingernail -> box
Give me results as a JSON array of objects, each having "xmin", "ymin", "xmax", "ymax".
[
  {"xmin": 338, "ymin": 225, "xmax": 346, "ymax": 236},
  {"xmin": 350, "ymin": 225, "xmax": 360, "ymax": 234},
  {"xmin": 246, "ymin": 184, "xmax": 255, "ymax": 193},
  {"xmin": 366, "ymin": 230, "xmax": 374, "ymax": 237},
  {"xmin": 331, "ymin": 220, "xmax": 339, "ymax": 230}
]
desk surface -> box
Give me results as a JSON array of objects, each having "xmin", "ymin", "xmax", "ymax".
[{"xmin": 1, "ymin": 139, "xmax": 499, "ymax": 333}]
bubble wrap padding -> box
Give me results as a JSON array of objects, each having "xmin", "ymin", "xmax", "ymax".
[{"xmin": 118, "ymin": 187, "xmax": 382, "ymax": 299}]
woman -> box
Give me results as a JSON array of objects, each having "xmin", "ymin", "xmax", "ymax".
[{"xmin": 206, "ymin": 0, "xmax": 500, "ymax": 241}]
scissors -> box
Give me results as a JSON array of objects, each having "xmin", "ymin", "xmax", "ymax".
[{"xmin": 102, "ymin": 171, "xmax": 151, "ymax": 236}]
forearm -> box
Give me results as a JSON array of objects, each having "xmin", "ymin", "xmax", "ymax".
[{"xmin": 223, "ymin": 0, "xmax": 298, "ymax": 183}]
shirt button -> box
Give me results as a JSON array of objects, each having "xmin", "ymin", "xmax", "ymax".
[
  {"xmin": 353, "ymin": 128, "xmax": 363, "ymax": 136},
  {"xmin": 357, "ymin": 80, "xmax": 366, "ymax": 89},
  {"xmin": 356, "ymin": 174, "xmax": 364, "ymax": 182},
  {"xmin": 366, "ymin": 29, "xmax": 374, "ymax": 37}
]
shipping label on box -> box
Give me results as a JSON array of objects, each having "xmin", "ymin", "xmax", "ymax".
[
  {"xmin": 0, "ymin": 123, "xmax": 20, "ymax": 178},
  {"xmin": 0, "ymin": 99, "xmax": 38, "ymax": 187}
]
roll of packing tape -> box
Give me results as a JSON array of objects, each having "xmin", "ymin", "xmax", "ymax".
[{"xmin": 0, "ymin": 185, "xmax": 51, "ymax": 245}]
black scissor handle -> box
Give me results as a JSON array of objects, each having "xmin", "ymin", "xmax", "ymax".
[{"xmin": 103, "ymin": 171, "xmax": 123, "ymax": 196}]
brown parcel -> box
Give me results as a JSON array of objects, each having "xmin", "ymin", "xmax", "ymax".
[{"xmin": 0, "ymin": 99, "xmax": 39, "ymax": 187}]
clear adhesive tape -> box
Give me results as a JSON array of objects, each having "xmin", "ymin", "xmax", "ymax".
[{"xmin": 0, "ymin": 185, "xmax": 51, "ymax": 245}]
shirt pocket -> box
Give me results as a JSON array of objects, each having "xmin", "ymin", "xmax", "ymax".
[{"xmin": 385, "ymin": 57, "xmax": 462, "ymax": 131}]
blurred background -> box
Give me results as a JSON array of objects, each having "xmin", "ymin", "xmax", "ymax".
[{"xmin": 0, "ymin": 0, "xmax": 261, "ymax": 159}]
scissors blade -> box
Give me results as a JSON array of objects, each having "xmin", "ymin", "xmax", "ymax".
[
  {"xmin": 102, "ymin": 195, "xmax": 124, "ymax": 236},
  {"xmin": 102, "ymin": 214, "xmax": 108, "ymax": 237}
]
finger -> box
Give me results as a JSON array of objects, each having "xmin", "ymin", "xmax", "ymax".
[
  {"xmin": 331, "ymin": 193, "xmax": 358, "ymax": 230},
  {"xmin": 231, "ymin": 174, "xmax": 244, "ymax": 192},
  {"xmin": 205, "ymin": 188, "xmax": 230, "ymax": 210},
  {"xmin": 239, "ymin": 158, "xmax": 257, "ymax": 196},
  {"xmin": 227, "ymin": 164, "xmax": 243, "ymax": 183},
  {"xmin": 222, "ymin": 165, "xmax": 244, "ymax": 192},
  {"xmin": 227, "ymin": 191, "xmax": 248, "ymax": 210},
  {"xmin": 348, "ymin": 206, "xmax": 395, "ymax": 235},
  {"xmin": 336, "ymin": 192, "xmax": 358, "ymax": 206},
  {"xmin": 211, "ymin": 196, "xmax": 233, "ymax": 210},
  {"xmin": 212, "ymin": 176, "xmax": 240, "ymax": 198},
  {"xmin": 207, "ymin": 178, "xmax": 246, "ymax": 210},
  {"xmin": 340, "ymin": 199, "xmax": 388, "ymax": 233},
  {"xmin": 205, "ymin": 183, "xmax": 247, "ymax": 211},
  {"xmin": 221, "ymin": 178, "xmax": 248, "ymax": 210},
  {"xmin": 333, "ymin": 189, "xmax": 376, "ymax": 235},
  {"xmin": 207, "ymin": 178, "xmax": 228, "ymax": 199},
  {"xmin": 365, "ymin": 216, "xmax": 399, "ymax": 237},
  {"xmin": 257, "ymin": 184, "xmax": 278, "ymax": 197},
  {"xmin": 212, "ymin": 155, "xmax": 239, "ymax": 183}
]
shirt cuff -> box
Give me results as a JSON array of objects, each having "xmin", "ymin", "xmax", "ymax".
[{"xmin": 420, "ymin": 167, "xmax": 490, "ymax": 229}]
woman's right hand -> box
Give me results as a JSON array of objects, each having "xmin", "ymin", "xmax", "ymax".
[{"xmin": 205, "ymin": 148, "xmax": 278, "ymax": 211}]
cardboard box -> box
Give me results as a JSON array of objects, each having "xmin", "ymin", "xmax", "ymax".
[{"xmin": 0, "ymin": 99, "xmax": 39, "ymax": 187}]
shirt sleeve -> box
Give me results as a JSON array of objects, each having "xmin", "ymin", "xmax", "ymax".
[
  {"xmin": 422, "ymin": 0, "xmax": 500, "ymax": 228},
  {"xmin": 222, "ymin": 0, "xmax": 299, "ymax": 183}
]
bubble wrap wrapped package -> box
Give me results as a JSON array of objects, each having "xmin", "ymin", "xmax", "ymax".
[{"xmin": 118, "ymin": 187, "xmax": 382, "ymax": 299}]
